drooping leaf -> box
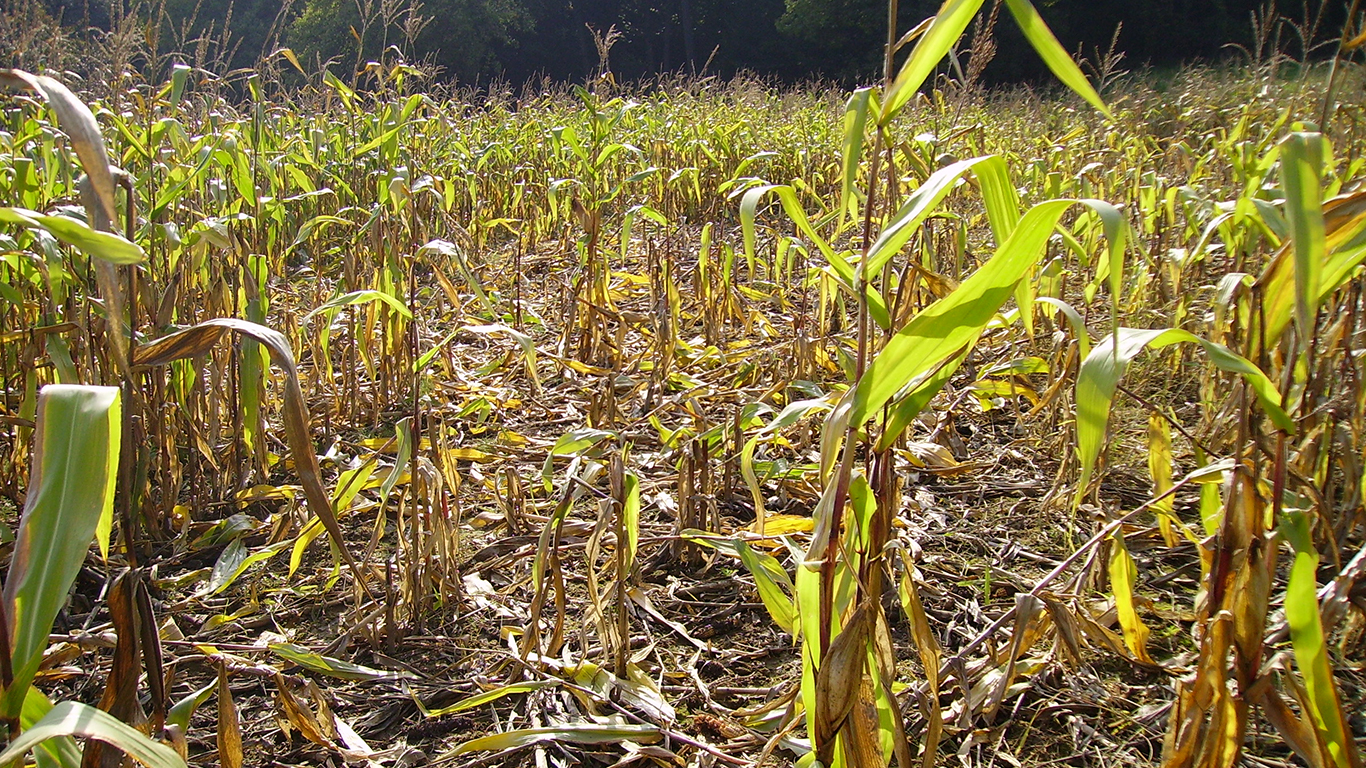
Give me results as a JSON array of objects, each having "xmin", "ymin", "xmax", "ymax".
[
  {"xmin": 302, "ymin": 289, "xmax": 412, "ymax": 324},
  {"xmin": 0, "ymin": 71, "xmax": 119, "ymax": 223},
  {"xmin": 882, "ymin": 0, "xmax": 987, "ymax": 125},
  {"xmin": 1108, "ymin": 534, "xmax": 1154, "ymax": 663},
  {"xmin": 0, "ymin": 701, "xmax": 185, "ymax": 768},
  {"xmin": 1074, "ymin": 327, "xmax": 1291, "ymax": 505},
  {"xmin": 133, "ymin": 318, "xmax": 373, "ymax": 600},
  {"xmin": 0, "ymin": 208, "xmax": 145, "ymax": 264},
  {"xmin": 852, "ymin": 199, "xmax": 1121, "ymax": 429},
  {"xmin": 862, "ymin": 155, "xmax": 1012, "ymax": 278},
  {"xmin": 1002, "ymin": 0, "xmax": 1110, "ymax": 118},
  {"xmin": 207, "ymin": 540, "xmax": 291, "ymax": 595},
  {"xmin": 22, "ymin": 687, "xmax": 82, "ymax": 768},
  {"xmin": 735, "ymin": 540, "xmax": 797, "ymax": 635}
]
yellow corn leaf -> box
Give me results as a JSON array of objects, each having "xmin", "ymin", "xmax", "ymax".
[
  {"xmin": 748, "ymin": 514, "xmax": 815, "ymax": 537},
  {"xmin": 1147, "ymin": 413, "xmax": 1179, "ymax": 547},
  {"xmin": 1108, "ymin": 534, "xmax": 1154, "ymax": 664}
]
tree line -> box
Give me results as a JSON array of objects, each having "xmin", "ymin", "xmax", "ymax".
[{"xmin": 34, "ymin": 0, "xmax": 1351, "ymax": 86}]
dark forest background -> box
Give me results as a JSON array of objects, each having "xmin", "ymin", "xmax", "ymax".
[{"xmin": 23, "ymin": 0, "xmax": 1353, "ymax": 86}]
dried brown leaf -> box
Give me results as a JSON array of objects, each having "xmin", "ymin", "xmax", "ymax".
[
  {"xmin": 1256, "ymin": 685, "xmax": 1327, "ymax": 768},
  {"xmin": 81, "ymin": 571, "xmax": 144, "ymax": 768},
  {"xmin": 273, "ymin": 673, "xmax": 331, "ymax": 747}
]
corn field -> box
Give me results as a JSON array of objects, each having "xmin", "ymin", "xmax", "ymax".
[{"xmin": 3, "ymin": 2, "xmax": 1366, "ymax": 767}]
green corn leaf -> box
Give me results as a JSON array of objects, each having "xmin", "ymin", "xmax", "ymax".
[
  {"xmin": 863, "ymin": 155, "xmax": 1009, "ymax": 278},
  {"xmin": 448, "ymin": 723, "xmax": 660, "ymax": 755},
  {"xmin": 269, "ymin": 642, "xmax": 419, "ymax": 682},
  {"xmin": 302, "ymin": 289, "xmax": 412, "ymax": 324},
  {"xmin": 761, "ymin": 396, "xmax": 837, "ymax": 435},
  {"xmin": 288, "ymin": 214, "xmax": 356, "ymax": 251},
  {"xmin": 208, "ymin": 540, "xmax": 291, "ymax": 595},
  {"xmin": 851, "ymin": 199, "xmax": 1120, "ymax": 428},
  {"xmin": 741, "ymin": 185, "xmax": 772, "ymax": 276},
  {"xmin": 550, "ymin": 428, "xmax": 615, "ymax": 456},
  {"xmin": 168, "ymin": 62, "xmax": 191, "ymax": 103},
  {"xmin": 353, "ymin": 125, "xmax": 402, "ymax": 158},
  {"xmin": 415, "ymin": 330, "xmax": 460, "ymax": 374},
  {"xmin": 1193, "ymin": 448, "xmax": 1226, "ymax": 537},
  {"xmin": 2, "ymin": 385, "xmax": 120, "ymax": 719},
  {"xmin": 1096, "ymin": 203, "xmax": 1128, "ymax": 346},
  {"xmin": 874, "ymin": 343, "xmax": 972, "ymax": 452},
  {"xmin": 1281, "ymin": 511, "xmax": 1359, "ymax": 768},
  {"xmin": 1002, "ymin": 0, "xmax": 1110, "ymax": 118},
  {"xmin": 45, "ymin": 335, "xmax": 79, "ymax": 385},
  {"xmin": 0, "ymin": 701, "xmax": 185, "ymax": 768},
  {"xmin": 975, "ymin": 153, "xmax": 1023, "ymax": 243},
  {"xmin": 1280, "ymin": 132, "xmax": 1327, "ymax": 343},
  {"xmin": 882, "ymin": 0, "xmax": 987, "ymax": 126},
  {"xmin": 739, "ymin": 185, "xmax": 834, "ymax": 262},
  {"xmin": 1035, "ymin": 297, "xmax": 1092, "ymax": 359},
  {"xmin": 841, "ymin": 88, "xmax": 874, "ymax": 223},
  {"xmin": 460, "ymin": 324, "xmax": 542, "ymax": 392},
  {"xmin": 208, "ymin": 539, "xmax": 248, "ymax": 592},
  {"xmin": 0, "ymin": 207, "xmax": 145, "ymax": 264},
  {"xmin": 333, "ymin": 460, "xmax": 378, "ymax": 516},
  {"xmin": 378, "ymin": 417, "xmax": 414, "ymax": 517},
  {"xmin": 1074, "ymin": 328, "xmax": 1292, "ymax": 506},
  {"xmin": 166, "ymin": 682, "xmax": 216, "ymax": 734},
  {"xmin": 736, "ymin": 540, "xmax": 797, "ymax": 636},
  {"xmin": 622, "ymin": 470, "xmax": 641, "ymax": 573},
  {"xmin": 825, "ymin": 251, "xmax": 892, "ymax": 329},
  {"xmin": 289, "ymin": 517, "xmax": 328, "ymax": 577},
  {"xmin": 419, "ymin": 680, "xmax": 559, "ymax": 717},
  {"xmin": 739, "ymin": 185, "xmax": 894, "ymax": 326},
  {"xmin": 22, "ymin": 687, "xmax": 82, "ymax": 768},
  {"xmin": 542, "ymin": 430, "xmax": 613, "ymax": 491},
  {"xmin": 794, "ymin": 561, "xmax": 824, "ymax": 753}
]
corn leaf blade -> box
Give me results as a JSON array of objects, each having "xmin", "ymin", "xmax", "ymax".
[
  {"xmin": 882, "ymin": 0, "xmax": 987, "ymax": 126},
  {"xmin": 1074, "ymin": 328, "xmax": 1291, "ymax": 505},
  {"xmin": 1280, "ymin": 132, "xmax": 1327, "ymax": 341},
  {"xmin": 0, "ymin": 701, "xmax": 185, "ymax": 768},
  {"xmin": 449, "ymin": 723, "xmax": 660, "ymax": 755},
  {"xmin": 1002, "ymin": 0, "xmax": 1110, "ymax": 118},
  {"xmin": 2, "ymin": 385, "xmax": 120, "ymax": 718}
]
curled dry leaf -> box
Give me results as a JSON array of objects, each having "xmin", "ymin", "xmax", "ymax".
[{"xmin": 134, "ymin": 318, "xmax": 372, "ymax": 599}]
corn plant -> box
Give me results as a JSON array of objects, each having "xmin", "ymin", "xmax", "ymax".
[{"xmin": 716, "ymin": 1, "xmax": 1121, "ymax": 763}]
